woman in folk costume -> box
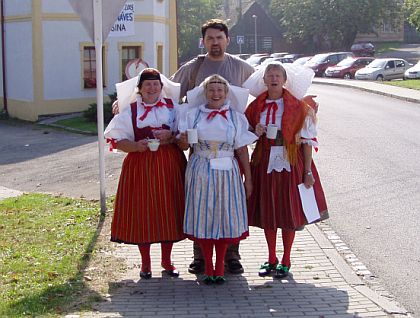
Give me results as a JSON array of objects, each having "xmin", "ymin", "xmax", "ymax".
[
  {"xmin": 104, "ymin": 68, "xmax": 186, "ymax": 279},
  {"xmin": 178, "ymin": 74, "xmax": 257, "ymax": 284},
  {"xmin": 243, "ymin": 62, "xmax": 328, "ymax": 279}
]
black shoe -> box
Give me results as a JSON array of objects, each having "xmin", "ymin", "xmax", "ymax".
[
  {"xmin": 258, "ymin": 259, "xmax": 279, "ymax": 277},
  {"xmin": 226, "ymin": 259, "xmax": 244, "ymax": 274},
  {"xmin": 188, "ymin": 259, "xmax": 204, "ymax": 274},
  {"xmin": 140, "ymin": 271, "xmax": 152, "ymax": 279},
  {"xmin": 274, "ymin": 264, "xmax": 290, "ymax": 279},
  {"xmin": 164, "ymin": 268, "xmax": 180, "ymax": 277},
  {"xmin": 214, "ymin": 276, "xmax": 226, "ymax": 285}
]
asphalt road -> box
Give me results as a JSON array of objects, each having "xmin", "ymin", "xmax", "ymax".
[{"xmin": 309, "ymin": 83, "xmax": 420, "ymax": 317}]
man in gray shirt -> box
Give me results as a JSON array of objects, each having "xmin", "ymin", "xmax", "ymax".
[{"xmin": 171, "ymin": 19, "xmax": 254, "ymax": 275}]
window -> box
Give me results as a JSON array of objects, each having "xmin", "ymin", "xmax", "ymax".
[
  {"xmin": 395, "ymin": 60, "xmax": 405, "ymax": 68},
  {"xmin": 121, "ymin": 46, "xmax": 141, "ymax": 81},
  {"xmin": 82, "ymin": 46, "xmax": 105, "ymax": 89},
  {"xmin": 386, "ymin": 60, "xmax": 395, "ymax": 69},
  {"xmin": 156, "ymin": 44, "xmax": 163, "ymax": 72}
]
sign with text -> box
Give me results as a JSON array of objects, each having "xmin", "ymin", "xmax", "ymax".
[{"xmin": 109, "ymin": 2, "xmax": 135, "ymax": 37}]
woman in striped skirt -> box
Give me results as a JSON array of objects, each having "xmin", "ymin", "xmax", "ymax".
[
  {"xmin": 178, "ymin": 74, "xmax": 257, "ymax": 284},
  {"xmin": 104, "ymin": 68, "xmax": 186, "ymax": 279}
]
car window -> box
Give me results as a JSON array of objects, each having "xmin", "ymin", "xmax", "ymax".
[
  {"xmin": 368, "ymin": 60, "xmax": 386, "ymax": 68},
  {"xmin": 362, "ymin": 59, "xmax": 373, "ymax": 66},
  {"xmin": 329, "ymin": 55, "xmax": 339, "ymax": 64},
  {"xmin": 386, "ymin": 61, "xmax": 395, "ymax": 69},
  {"xmin": 395, "ymin": 60, "xmax": 405, "ymax": 68},
  {"xmin": 337, "ymin": 58, "xmax": 354, "ymax": 67}
]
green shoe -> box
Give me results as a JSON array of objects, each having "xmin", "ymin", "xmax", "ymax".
[
  {"xmin": 258, "ymin": 259, "xmax": 279, "ymax": 277},
  {"xmin": 202, "ymin": 275, "xmax": 214, "ymax": 285},
  {"xmin": 214, "ymin": 276, "xmax": 226, "ymax": 285},
  {"xmin": 275, "ymin": 264, "xmax": 290, "ymax": 279}
]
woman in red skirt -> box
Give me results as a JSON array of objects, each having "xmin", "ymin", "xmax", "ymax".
[
  {"xmin": 105, "ymin": 68, "xmax": 186, "ymax": 279},
  {"xmin": 244, "ymin": 63, "xmax": 328, "ymax": 278}
]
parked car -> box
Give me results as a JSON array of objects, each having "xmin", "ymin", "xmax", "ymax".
[
  {"xmin": 304, "ymin": 52, "xmax": 354, "ymax": 77},
  {"xmin": 325, "ymin": 57, "xmax": 375, "ymax": 79},
  {"xmin": 351, "ymin": 42, "xmax": 375, "ymax": 57},
  {"xmin": 404, "ymin": 60, "xmax": 420, "ymax": 79},
  {"xmin": 235, "ymin": 53, "xmax": 251, "ymax": 60},
  {"xmin": 292, "ymin": 56, "xmax": 313, "ymax": 66},
  {"xmin": 246, "ymin": 53, "xmax": 270, "ymax": 67},
  {"xmin": 355, "ymin": 58, "xmax": 412, "ymax": 81},
  {"xmin": 270, "ymin": 52, "xmax": 289, "ymax": 58},
  {"xmin": 283, "ymin": 53, "xmax": 304, "ymax": 61},
  {"xmin": 255, "ymin": 56, "xmax": 294, "ymax": 70}
]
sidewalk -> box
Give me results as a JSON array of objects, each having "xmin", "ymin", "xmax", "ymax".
[{"xmin": 3, "ymin": 81, "xmax": 416, "ymax": 317}]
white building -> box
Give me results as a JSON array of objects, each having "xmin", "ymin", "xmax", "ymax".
[{"xmin": 0, "ymin": 0, "xmax": 178, "ymax": 121}]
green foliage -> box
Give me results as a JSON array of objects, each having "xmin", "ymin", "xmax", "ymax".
[
  {"xmin": 0, "ymin": 194, "xmax": 102, "ymax": 317},
  {"xmin": 177, "ymin": 0, "xmax": 224, "ymax": 63},
  {"xmin": 83, "ymin": 92, "xmax": 117, "ymax": 125},
  {"xmin": 270, "ymin": 0, "xmax": 404, "ymax": 52},
  {"xmin": 405, "ymin": 0, "xmax": 420, "ymax": 31}
]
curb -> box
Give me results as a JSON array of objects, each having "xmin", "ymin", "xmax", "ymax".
[
  {"xmin": 309, "ymin": 224, "xmax": 409, "ymax": 316},
  {"xmin": 313, "ymin": 79, "xmax": 420, "ymax": 104}
]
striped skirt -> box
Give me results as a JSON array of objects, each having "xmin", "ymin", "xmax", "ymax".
[
  {"xmin": 248, "ymin": 143, "xmax": 328, "ymax": 231},
  {"xmin": 183, "ymin": 146, "xmax": 248, "ymax": 242},
  {"xmin": 111, "ymin": 144, "xmax": 186, "ymax": 245}
]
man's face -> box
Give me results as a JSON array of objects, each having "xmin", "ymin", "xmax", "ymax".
[{"xmin": 203, "ymin": 28, "xmax": 229, "ymax": 58}]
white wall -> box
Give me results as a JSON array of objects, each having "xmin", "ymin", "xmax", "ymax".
[
  {"xmin": 42, "ymin": 0, "xmax": 74, "ymax": 13},
  {"xmin": 7, "ymin": 21, "xmax": 33, "ymax": 101}
]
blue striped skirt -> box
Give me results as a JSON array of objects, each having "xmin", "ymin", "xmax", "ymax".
[{"xmin": 183, "ymin": 142, "xmax": 248, "ymax": 241}]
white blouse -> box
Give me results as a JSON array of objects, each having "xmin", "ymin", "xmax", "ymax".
[
  {"xmin": 259, "ymin": 98, "xmax": 318, "ymax": 148},
  {"xmin": 104, "ymin": 96, "xmax": 181, "ymax": 142},
  {"xmin": 181, "ymin": 102, "xmax": 257, "ymax": 149}
]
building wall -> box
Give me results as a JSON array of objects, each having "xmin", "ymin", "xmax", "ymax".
[{"xmin": 1, "ymin": 0, "xmax": 177, "ymax": 121}]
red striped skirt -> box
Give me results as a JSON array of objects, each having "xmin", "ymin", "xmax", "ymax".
[
  {"xmin": 111, "ymin": 144, "xmax": 187, "ymax": 244},
  {"xmin": 247, "ymin": 143, "xmax": 328, "ymax": 230}
]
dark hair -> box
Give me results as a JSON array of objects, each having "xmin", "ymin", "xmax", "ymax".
[
  {"xmin": 201, "ymin": 19, "xmax": 229, "ymax": 38},
  {"xmin": 137, "ymin": 68, "xmax": 163, "ymax": 89}
]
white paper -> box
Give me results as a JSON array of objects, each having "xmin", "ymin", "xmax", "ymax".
[{"xmin": 298, "ymin": 183, "xmax": 320, "ymax": 223}]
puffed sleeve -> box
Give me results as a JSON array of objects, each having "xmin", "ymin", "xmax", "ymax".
[
  {"xmin": 233, "ymin": 112, "xmax": 258, "ymax": 149},
  {"xmin": 104, "ymin": 108, "xmax": 134, "ymax": 142},
  {"xmin": 300, "ymin": 113, "xmax": 319, "ymax": 149}
]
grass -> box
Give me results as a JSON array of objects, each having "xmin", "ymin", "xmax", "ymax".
[
  {"xmin": 382, "ymin": 79, "xmax": 420, "ymax": 90},
  {"xmin": 374, "ymin": 41, "xmax": 404, "ymax": 54},
  {"xmin": 0, "ymin": 193, "xmax": 104, "ymax": 317},
  {"xmin": 54, "ymin": 117, "xmax": 97, "ymax": 134}
]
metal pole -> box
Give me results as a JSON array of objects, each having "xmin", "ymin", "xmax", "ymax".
[
  {"xmin": 252, "ymin": 14, "xmax": 257, "ymax": 53},
  {"xmin": 93, "ymin": 0, "xmax": 106, "ymax": 213},
  {"xmin": 1, "ymin": 0, "xmax": 7, "ymax": 113}
]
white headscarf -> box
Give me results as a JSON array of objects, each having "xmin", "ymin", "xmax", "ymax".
[
  {"xmin": 115, "ymin": 70, "xmax": 180, "ymax": 113},
  {"xmin": 185, "ymin": 78, "xmax": 250, "ymax": 114},
  {"xmin": 242, "ymin": 62, "xmax": 315, "ymax": 100}
]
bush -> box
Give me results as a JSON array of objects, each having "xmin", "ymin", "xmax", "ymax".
[{"xmin": 83, "ymin": 92, "xmax": 117, "ymax": 125}]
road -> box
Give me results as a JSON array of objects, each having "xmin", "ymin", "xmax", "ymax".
[{"xmin": 309, "ymin": 83, "xmax": 420, "ymax": 317}]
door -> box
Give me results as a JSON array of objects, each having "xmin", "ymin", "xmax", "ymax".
[{"xmin": 384, "ymin": 60, "xmax": 396, "ymax": 80}]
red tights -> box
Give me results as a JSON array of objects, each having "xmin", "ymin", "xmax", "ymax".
[
  {"xmin": 138, "ymin": 242, "xmax": 175, "ymax": 272},
  {"xmin": 199, "ymin": 241, "xmax": 228, "ymax": 277},
  {"xmin": 264, "ymin": 229, "xmax": 295, "ymax": 267}
]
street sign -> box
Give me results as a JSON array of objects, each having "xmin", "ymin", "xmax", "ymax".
[
  {"xmin": 237, "ymin": 35, "xmax": 245, "ymax": 45},
  {"xmin": 198, "ymin": 37, "xmax": 204, "ymax": 49}
]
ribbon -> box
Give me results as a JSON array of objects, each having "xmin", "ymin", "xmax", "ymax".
[
  {"xmin": 206, "ymin": 109, "xmax": 228, "ymax": 121},
  {"xmin": 138, "ymin": 100, "xmax": 172, "ymax": 121},
  {"xmin": 262, "ymin": 101, "xmax": 278, "ymax": 125}
]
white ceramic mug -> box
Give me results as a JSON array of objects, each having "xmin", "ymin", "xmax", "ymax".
[
  {"xmin": 187, "ymin": 128, "xmax": 198, "ymax": 144},
  {"xmin": 266, "ymin": 124, "xmax": 278, "ymax": 140},
  {"xmin": 148, "ymin": 139, "xmax": 160, "ymax": 151}
]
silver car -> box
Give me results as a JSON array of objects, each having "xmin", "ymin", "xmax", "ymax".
[{"xmin": 355, "ymin": 58, "xmax": 411, "ymax": 81}]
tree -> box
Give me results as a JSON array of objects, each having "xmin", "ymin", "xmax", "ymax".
[
  {"xmin": 176, "ymin": 0, "xmax": 223, "ymax": 64},
  {"xmin": 270, "ymin": 0, "xmax": 404, "ymax": 53},
  {"xmin": 405, "ymin": 0, "xmax": 420, "ymax": 31}
]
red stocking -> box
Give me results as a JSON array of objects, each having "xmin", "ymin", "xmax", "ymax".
[
  {"xmin": 264, "ymin": 229, "xmax": 278, "ymax": 264},
  {"xmin": 161, "ymin": 242, "xmax": 175, "ymax": 270},
  {"xmin": 138, "ymin": 244, "xmax": 151, "ymax": 272},
  {"xmin": 281, "ymin": 229, "xmax": 295, "ymax": 267},
  {"xmin": 214, "ymin": 241, "xmax": 228, "ymax": 277},
  {"xmin": 200, "ymin": 241, "xmax": 214, "ymax": 276}
]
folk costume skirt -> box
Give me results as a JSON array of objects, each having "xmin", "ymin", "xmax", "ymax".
[
  {"xmin": 111, "ymin": 143, "xmax": 187, "ymax": 245},
  {"xmin": 248, "ymin": 141, "xmax": 328, "ymax": 231},
  {"xmin": 183, "ymin": 143, "xmax": 249, "ymax": 243}
]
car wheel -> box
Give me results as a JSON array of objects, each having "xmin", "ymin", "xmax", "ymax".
[
  {"xmin": 343, "ymin": 73, "xmax": 352, "ymax": 80},
  {"xmin": 376, "ymin": 75, "xmax": 384, "ymax": 81}
]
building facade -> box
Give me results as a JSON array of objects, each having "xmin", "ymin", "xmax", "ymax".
[{"xmin": 0, "ymin": 0, "xmax": 177, "ymax": 121}]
